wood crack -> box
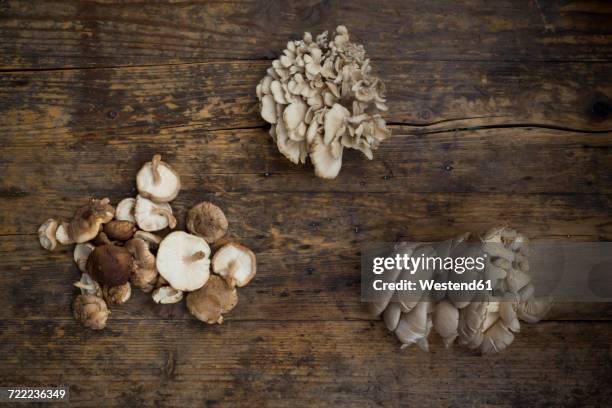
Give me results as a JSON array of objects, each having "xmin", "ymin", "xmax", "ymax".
[{"xmin": 409, "ymin": 123, "xmax": 612, "ymax": 135}]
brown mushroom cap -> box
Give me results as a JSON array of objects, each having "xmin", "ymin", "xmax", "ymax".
[
  {"xmin": 73, "ymin": 294, "xmax": 109, "ymax": 330},
  {"xmin": 86, "ymin": 244, "xmax": 133, "ymax": 287},
  {"xmin": 186, "ymin": 275, "xmax": 238, "ymax": 324},
  {"xmin": 104, "ymin": 220, "xmax": 137, "ymax": 241},
  {"xmin": 102, "ymin": 282, "xmax": 132, "ymax": 305},
  {"xmin": 186, "ymin": 201, "xmax": 228, "ymax": 243},
  {"xmin": 69, "ymin": 198, "xmax": 115, "ymax": 243}
]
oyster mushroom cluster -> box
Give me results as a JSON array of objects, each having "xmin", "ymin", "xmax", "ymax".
[
  {"xmin": 38, "ymin": 155, "xmax": 257, "ymax": 330},
  {"xmin": 372, "ymin": 227, "xmax": 552, "ymax": 354},
  {"xmin": 256, "ymin": 25, "xmax": 390, "ymax": 179}
]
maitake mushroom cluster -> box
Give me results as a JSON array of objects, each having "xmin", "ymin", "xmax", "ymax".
[
  {"xmin": 256, "ymin": 25, "xmax": 390, "ymax": 179},
  {"xmin": 372, "ymin": 227, "xmax": 552, "ymax": 354},
  {"xmin": 38, "ymin": 155, "xmax": 257, "ymax": 330}
]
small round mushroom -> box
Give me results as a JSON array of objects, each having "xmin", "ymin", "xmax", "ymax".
[
  {"xmin": 156, "ymin": 231, "xmax": 210, "ymax": 292},
  {"xmin": 73, "ymin": 294, "xmax": 110, "ymax": 330},
  {"xmin": 136, "ymin": 154, "xmax": 181, "ymax": 203},
  {"xmin": 134, "ymin": 195, "xmax": 177, "ymax": 232},
  {"xmin": 115, "ymin": 198, "xmax": 136, "ymax": 223},
  {"xmin": 68, "ymin": 198, "xmax": 115, "ymax": 243},
  {"xmin": 74, "ymin": 243, "xmax": 95, "ymax": 273},
  {"xmin": 186, "ymin": 201, "xmax": 228, "ymax": 243},
  {"xmin": 86, "ymin": 244, "xmax": 133, "ymax": 287},
  {"xmin": 102, "ymin": 282, "xmax": 132, "ymax": 305},
  {"xmin": 186, "ymin": 275, "xmax": 238, "ymax": 324},
  {"xmin": 212, "ymin": 242, "xmax": 257, "ymax": 287},
  {"xmin": 104, "ymin": 220, "xmax": 137, "ymax": 241},
  {"xmin": 125, "ymin": 238, "xmax": 158, "ymax": 292},
  {"xmin": 38, "ymin": 218, "xmax": 59, "ymax": 251},
  {"xmin": 152, "ymin": 286, "xmax": 184, "ymax": 304}
]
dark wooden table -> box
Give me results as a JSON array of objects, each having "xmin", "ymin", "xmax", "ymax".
[{"xmin": 1, "ymin": 1, "xmax": 611, "ymax": 406}]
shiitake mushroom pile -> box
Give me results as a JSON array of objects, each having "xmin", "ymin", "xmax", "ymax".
[{"xmin": 38, "ymin": 155, "xmax": 257, "ymax": 330}]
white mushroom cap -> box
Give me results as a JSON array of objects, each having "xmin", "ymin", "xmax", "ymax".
[
  {"xmin": 115, "ymin": 198, "xmax": 136, "ymax": 222},
  {"xmin": 156, "ymin": 231, "xmax": 211, "ymax": 292},
  {"xmin": 212, "ymin": 242, "xmax": 257, "ymax": 288},
  {"xmin": 136, "ymin": 154, "xmax": 181, "ymax": 203},
  {"xmin": 134, "ymin": 195, "xmax": 177, "ymax": 232},
  {"xmin": 74, "ymin": 243, "xmax": 95, "ymax": 273},
  {"xmin": 38, "ymin": 218, "xmax": 59, "ymax": 251}
]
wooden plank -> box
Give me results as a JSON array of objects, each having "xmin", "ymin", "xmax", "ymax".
[
  {"xmin": 1, "ymin": 61, "xmax": 610, "ymax": 131},
  {"xmin": 1, "ymin": 185, "xmax": 610, "ymax": 322},
  {"xmin": 1, "ymin": 190, "xmax": 611, "ymax": 238},
  {"xmin": 1, "ymin": 0, "xmax": 611, "ymax": 69},
  {"xmin": 1, "ymin": 126, "xmax": 611, "ymax": 195},
  {"xmin": 0, "ymin": 320, "xmax": 610, "ymax": 406}
]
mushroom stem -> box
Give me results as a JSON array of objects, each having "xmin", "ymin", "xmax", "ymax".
[
  {"xmin": 226, "ymin": 260, "xmax": 240, "ymax": 287},
  {"xmin": 74, "ymin": 281, "xmax": 96, "ymax": 291},
  {"xmin": 151, "ymin": 154, "xmax": 162, "ymax": 185},
  {"xmin": 185, "ymin": 251, "xmax": 207, "ymax": 263},
  {"xmin": 153, "ymin": 208, "xmax": 177, "ymax": 229}
]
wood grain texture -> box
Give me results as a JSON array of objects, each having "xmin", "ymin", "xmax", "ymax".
[
  {"xmin": 1, "ymin": 1, "xmax": 611, "ymax": 406},
  {"xmin": 0, "ymin": 60, "xmax": 610, "ymax": 131},
  {"xmin": 0, "ymin": 320, "xmax": 610, "ymax": 407},
  {"xmin": 1, "ymin": 0, "xmax": 611, "ymax": 69},
  {"xmin": 2, "ymin": 233, "xmax": 612, "ymax": 323},
  {"xmin": 0, "ymin": 126, "xmax": 611, "ymax": 195}
]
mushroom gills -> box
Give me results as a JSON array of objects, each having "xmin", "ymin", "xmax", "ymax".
[
  {"xmin": 136, "ymin": 154, "xmax": 181, "ymax": 203},
  {"xmin": 212, "ymin": 243, "xmax": 257, "ymax": 287},
  {"xmin": 134, "ymin": 195, "xmax": 176, "ymax": 232},
  {"xmin": 156, "ymin": 231, "xmax": 211, "ymax": 292}
]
